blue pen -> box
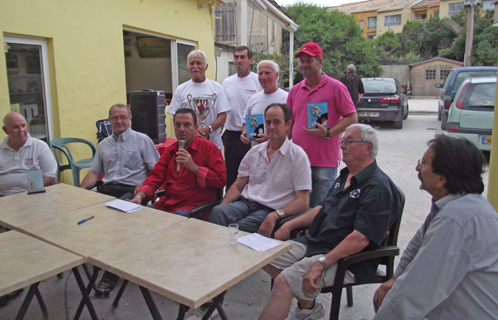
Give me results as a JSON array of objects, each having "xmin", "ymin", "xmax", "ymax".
[{"xmin": 77, "ymin": 215, "xmax": 95, "ymax": 225}]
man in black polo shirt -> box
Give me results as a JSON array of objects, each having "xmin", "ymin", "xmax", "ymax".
[{"xmin": 258, "ymin": 123, "xmax": 402, "ymax": 320}]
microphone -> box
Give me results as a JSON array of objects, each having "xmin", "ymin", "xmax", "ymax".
[{"xmin": 177, "ymin": 140, "xmax": 185, "ymax": 175}]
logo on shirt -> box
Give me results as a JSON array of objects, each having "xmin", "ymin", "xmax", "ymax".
[
  {"xmin": 350, "ymin": 188, "xmax": 361, "ymax": 199},
  {"xmin": 333, "ymin": 182, "xmax": 340, "ymax": 189},
  {"xmin": 25, "ymin": 158, "xmax": 34, "ymax": 166},
  {"xmin": 245, "ymin": 89, "xmax": 256, "ymax": 93}
]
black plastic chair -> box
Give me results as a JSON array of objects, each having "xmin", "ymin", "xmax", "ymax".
[
  {"xmin": 95, "ymin": 119, "xmax": 112, "ymax": 143},
  {"xmin": 320, "ymin": 185, "xmax": 405, "ymax": 320}
]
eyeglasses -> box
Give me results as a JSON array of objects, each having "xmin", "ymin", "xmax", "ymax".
[
  {"xmin": 109, "ymin": 115, "xmax": 129, "ymax": 122},
  {"xmin": 340, "ymin": 139, "xmax": 367, "ymax": 146},
  {"xmin": 417, "ymin": 158, "xmax": 432, "ymax": 169}
]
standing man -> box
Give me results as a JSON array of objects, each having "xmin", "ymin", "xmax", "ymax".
[
  {"xmin": 167, "ymin": 49, "xmax": 230, "ymax": 151},
  {"xmin": 80, "ymin": 104, "xmax": 159, "ymax": 200},
  {"xmin": 339, "ymin": 64, "xmax": 364, "ymax": 106},
  {"xmin": 241, "ymin": 60, "xmax": 288, "ymax": 146},
  {"xmin": 1, "ymin": 112, "xmax": 56, "ymax": 197},
  {"xmin": 373, "ymin": 134, "xmax": 498, "ymax": 319},
  {"xmin": 222, "ymin": 46, "xmax": 262, "ymax": 189},
  {"xmin": 132, "ymin": 108, "xmax": 226, "ymax": 220},
  {"xmin": 209, "ymin": 103, "xmax": 311, "ymax": 236},
  {"xmin": 258, "ymin": 124, "xmax": 402, "ymax": 320},
  {"xmin": 287, "ymin": 42, "xmax": 357, "ymax": 208}
]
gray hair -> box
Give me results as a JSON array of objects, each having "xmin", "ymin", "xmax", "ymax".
[
  {"xmin": 346, "ymin": 123, "xmax": 379, "ymax": 159},
  {"xmin": 257, "ymin": 60, "xmax": 279, "ymax": 74},
  {"xmin": 187, "ymin": 49, "xmax": 208, "ymax": 65},
  {"xmin": 109, "ymin": 103, "xmax": 131, "ymax": 117},
  {"xmin": 347, "ymin": 64, "xmax": 356, "ymax": 72}
]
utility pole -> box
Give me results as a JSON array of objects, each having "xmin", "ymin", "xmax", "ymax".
[{"xmin": 463, "ymin": 0, "xmax": 480, "ymax": 66}]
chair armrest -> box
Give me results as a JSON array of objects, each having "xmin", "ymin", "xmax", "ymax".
[
  {"xmin": 338, "ymin": 246, "xmax": 400, "ymax": 269},
  {"xmin": 189, "ymin": 200, "xmax": 222, "ymax": 219},
  {"xmin": 272, "ymin": 212, "xmax": 307, "ymax": 238}
]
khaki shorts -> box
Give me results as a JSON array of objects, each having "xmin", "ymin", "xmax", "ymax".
[{"xmin": 271, "ymin": 241, "xmax": 355, "ymax": 301}]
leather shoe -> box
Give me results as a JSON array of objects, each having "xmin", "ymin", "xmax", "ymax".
[{"xmin": 95, "ymin": 272, "xmax": 119, "ymax": 297}]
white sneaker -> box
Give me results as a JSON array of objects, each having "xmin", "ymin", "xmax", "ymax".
[{"xmin": 286, "ymin": 300, "xmax": 326, "ymax": 320}]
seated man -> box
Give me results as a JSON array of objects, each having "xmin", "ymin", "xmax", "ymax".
[
  {"xmin": 0, "ymin": 112, "xmax": 56, "ymax": 197},
  {"xmin": 209, "ymin": 103, "xmax": 311, "ymax": 236},
  {"xmin": 131, "ymin": 108, "xmax": 226, "ymax": 220},
  {"xmin": 79, "ymin": 103, "xmax": 159, "ymax": 296},
  {"xmin": 80, "ymin": 103, "xmax": 159, "ymax": 199},
  {"xmin": 373, "ymin": 134, "xmax": 498, "ymax": 319},
  {"xmin": 258, "ymin": 124, "xmax": 402, "ymax": 320}
]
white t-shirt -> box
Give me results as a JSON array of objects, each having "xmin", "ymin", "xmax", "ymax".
[
  {"xmin": 167, "ymin": 79, "xmax": 231, "ymax": 149},
  {"xmin": 0, "ymin": 134, "xmax": 57, "ymax": 197},
  {"xmin": 244, "ymin": 88, "xmax": 289, "ymax": 117},
  {"xmin": 222, "ymin": 72, "xmax": 262, "ymax": 131},
  {"xmin": 238, "ymin": 138, "xmax": 311, "ymax": 210}
]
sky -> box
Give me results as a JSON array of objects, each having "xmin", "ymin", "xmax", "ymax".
[{"xmin": 276, "ymin": 0, "xmax": 366, "ymax": 7}]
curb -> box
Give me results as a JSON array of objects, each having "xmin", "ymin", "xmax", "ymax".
[{"xmin": 409, "ymin": 110, "xmax": 438, "ymax": 115}]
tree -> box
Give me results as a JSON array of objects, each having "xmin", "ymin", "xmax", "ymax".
[{"xmin": 280, "ymin": 3, "xmax": 382, "ymax": 81}]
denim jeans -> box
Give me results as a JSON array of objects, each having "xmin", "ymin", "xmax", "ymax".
[{"xmin": 310, "ymin": 166, "xmax": 337, "ymax": 208}]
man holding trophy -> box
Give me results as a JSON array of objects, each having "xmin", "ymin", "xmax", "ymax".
[{"xmin": 167, "ymin": 49, "xmax": 230, "ymax": 150}]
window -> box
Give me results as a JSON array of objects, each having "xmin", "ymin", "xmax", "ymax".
[
  {"xmin": 228, "ymin": 62, "xmax": 236, "ymax": 77},
  {"xmin": 359, "ymin": 20, "xmax": 364, "ymax": 31},
  {"xmin": 214, "ymin": 3, "xmax": 236, "ymax": 42},
  {"xmin": 367, "ymin": 17, "xmax": 377, "ymax": 29},
  {"xmin": 448, "ymin": 2, "xmax": 464, "ymax": 16},
  {"xmin": 426, "ymin": 70, "xmax": 436, "ymax": 80},
  {"xmin": 367, "ymin": 34, "xmax": 377, "ymax": 40},
  {"xmin": 440, "ymin": 69, "xmax": 450, "ymax": 80},
  {"xmin": 482, "ymin": 0, "xmax": 495, "ymax": 12},
  {"xmin": 384, "ymin": 14, "xmax": 402, "ymax": 27},
  {"xmin": 414, "ymin": 10, "xmax": 427, "ymax": 22},
  {"xmin": 433, "ymin": 10, "xmax": 439, "ymax": 17},
  {"xmin": 396, "ymin": 0, "xmax": 407, "ymax": 5}
]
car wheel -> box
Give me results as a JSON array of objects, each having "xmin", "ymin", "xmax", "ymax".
[
  {"xmin": 441, "ymin": 113, "xmax": 447, "ymax": 130},
  {"xmin": 394, "ymin": 119, "xmax": 403, "ymax": 129},
  {"xmin": 403, "ymin": 104, "xmax": 409, "ymax": 120}
]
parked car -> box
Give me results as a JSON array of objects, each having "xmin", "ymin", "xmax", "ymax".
[
  {"xmin": 446, "ymin": 77, "xmax": 496, "ymax": 151},
  {"xmin": 435, "ymin": 66, "xmax": 497, "ymax": 130},
  {"xmin": 357, "ymin": 78, "xmax": 408, "ymax": 129}
]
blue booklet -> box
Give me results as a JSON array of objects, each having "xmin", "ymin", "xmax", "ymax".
[
  {"xmin": 307, "ymin": 102, "xmax": 328, "ymax": 129},
  {"xmin": 246, "ymin": 114, "xmax": 265, "ymax": 140},
  {"xmin": 26, "ymin": 169, "xmax": 45, "ymax": 194}
]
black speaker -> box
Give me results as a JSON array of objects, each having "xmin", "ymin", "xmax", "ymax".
[{"xmin": 130, "ymin": 90, "xmax": 166, "ymax": 144}]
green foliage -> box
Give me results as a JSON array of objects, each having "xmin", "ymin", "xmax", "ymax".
[
  {"xmin": 279, "ymin": 3, "xmax": 381, "ymax": 80},
  {"xmin": 472, "ymin": 26, "xmax": 498, "ymax": 65}
]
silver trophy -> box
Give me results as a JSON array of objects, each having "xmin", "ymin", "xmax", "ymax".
[{"xmin": 186, "ymin": 93, "xmax": 217, "ymax": 128}]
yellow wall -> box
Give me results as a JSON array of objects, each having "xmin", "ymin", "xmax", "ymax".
[
  {"xmin": 1, "ymin": 0, "xmax": 217, "ymax": 183},
  {"xmin": 430, "ymin": 6, "xmax": 440, "ymax": 17},
  {"xmin": 353, "ymin": 11, "xmax": 378, "ymax": 38},
  {"xmin": 377, "ymin": 8, "xmax": 413, "ymax": 35}
]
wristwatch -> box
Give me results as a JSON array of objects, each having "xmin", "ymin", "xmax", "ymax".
[
  {"xmin": 318, "ymin": 256, "xmax": 329, "ymax": 269},
  {"xmin": 208, "ymin": 125, "xmax": 213, "ymax": 133},
  {"xmin": 276, "ymin": 209, "xmax": 285, "ymax": 219},
  {"xmin": 325, "ymin": 128, "xmax": 331, "ymax": 139}
]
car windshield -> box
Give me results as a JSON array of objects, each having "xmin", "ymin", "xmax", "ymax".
[
  {"xmin": 462, "ymin": 82, "xmax": 496, "ymax": 110},
  {"xmin": 454, "ymin": 71, "xmax": 497, "ymax": 91},
  {"xmin": 362, "ymin": 80, "xmax": 395, "ymax": 93}
]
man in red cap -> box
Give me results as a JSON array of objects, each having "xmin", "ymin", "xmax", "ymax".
[{"xmin": 287, "ymin": 42, "xmax": 357, "ymax": 208}]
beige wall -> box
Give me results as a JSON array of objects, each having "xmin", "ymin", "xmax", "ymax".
[
  {"xmin": 1, "ymin": 0, "xmax": 218, "ymax": 183},
  {"xmin": 377, "ymin": 8, "xmax": 412, "ymax": 36}
]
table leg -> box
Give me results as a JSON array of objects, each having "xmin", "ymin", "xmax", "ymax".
[
  {"xmin": 112, "ymin": 279, "xmax": 129, "ymax": 307},
  {"xmin": 177, "ymin": 304, "xmax": 189, "ymax": 320},
  {"xmin": 14, "ymin": 282, "xmax": 47, "ymax": 320},
  {"xmin": 73, "ymin": 266, "xmax": 99, "ymax": 320},
  {"xmin": 201, "ymin": 291, "xmax": 227, "ymax": 320},
  {"xmin": 139, "ymin": 286, "xmax": 163, "ymax": 320}
]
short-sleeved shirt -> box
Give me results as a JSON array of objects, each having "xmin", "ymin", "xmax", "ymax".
[
  {"xmin": 244, "ymin": 88, "xmax": 289, "ymax": 117},
  {"xmin": 91, "ymin": 128, "xmax": 159, "ymax": 187},
  {"xmin": 0, "ymin": 134, "xmax": 57, "ymax": 196},
  {"xmin": 238, "ymin": 138, "xmax": 312, "ymax": 210},
  {"xmin": 222, "ymin": 72, "xmax": 262, "ymax": 131},
  {"xmin": 298, "ymin": 161, "xmax": 402, "ymax": 283},
  {"xmin": 339, "ymin": 71, "xmax": 365, "ymax": 106},
  {"xmin": 287, "ymin": 73, "xmax": 356, "ymax": 168},
  {"xmin": 167, "ymin": 79, "xmax": 231, "ymax": 149}
]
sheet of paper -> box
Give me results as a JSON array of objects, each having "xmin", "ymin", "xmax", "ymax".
[
  {"xmin": 105, "ymin": 199, "xmax": 142, "ymax": 213},
  {"xmin": 237, "ymin": 233, "xmax": 282, "ymax": 253}
]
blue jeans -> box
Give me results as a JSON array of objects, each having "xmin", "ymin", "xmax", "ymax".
[
  {"xmin": 208, "ymin": 197, "xmax": 274, "ymax": 233},
  {"xmin": 310, "ymin": 166, "xmax": 337, "ymax": 208}
]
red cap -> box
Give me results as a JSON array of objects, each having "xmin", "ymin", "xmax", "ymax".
[{"xmin": 295, "ymin": 42, "xmax": 323, "ymax": 58}]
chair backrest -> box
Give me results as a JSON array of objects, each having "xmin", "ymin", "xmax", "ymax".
[
  {"xmin": 50, "ymin": 138, "xmax": 96, "ymax": 164},
  {"xmin": 96, "ymin": 119, "xmax": 112, "ymax": 143},
  {"xmin": 386, "ymin": 185, "xmax": 405, "ymax": 247}
]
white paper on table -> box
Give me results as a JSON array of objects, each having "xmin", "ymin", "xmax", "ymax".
[
  {"xmin": 237, "ymin": 233, "xmax": 282, "ymax": 252},
  {"xmin": 105, "ymin": 199, "xmax": 143, "ymax": 213}
]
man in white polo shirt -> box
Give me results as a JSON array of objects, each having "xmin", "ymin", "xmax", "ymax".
[
  {"xmin": 209, "ymin": 103, "xmax": 311, "ymax": 236},
  {"xmin": 0, "ymin": 112, "xmax": 56, "ymax": 197}
]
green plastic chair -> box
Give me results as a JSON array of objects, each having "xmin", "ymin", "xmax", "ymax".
[{"xmin": 50, "ymin": 137, "xmax": 96, "ymax": 187}]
